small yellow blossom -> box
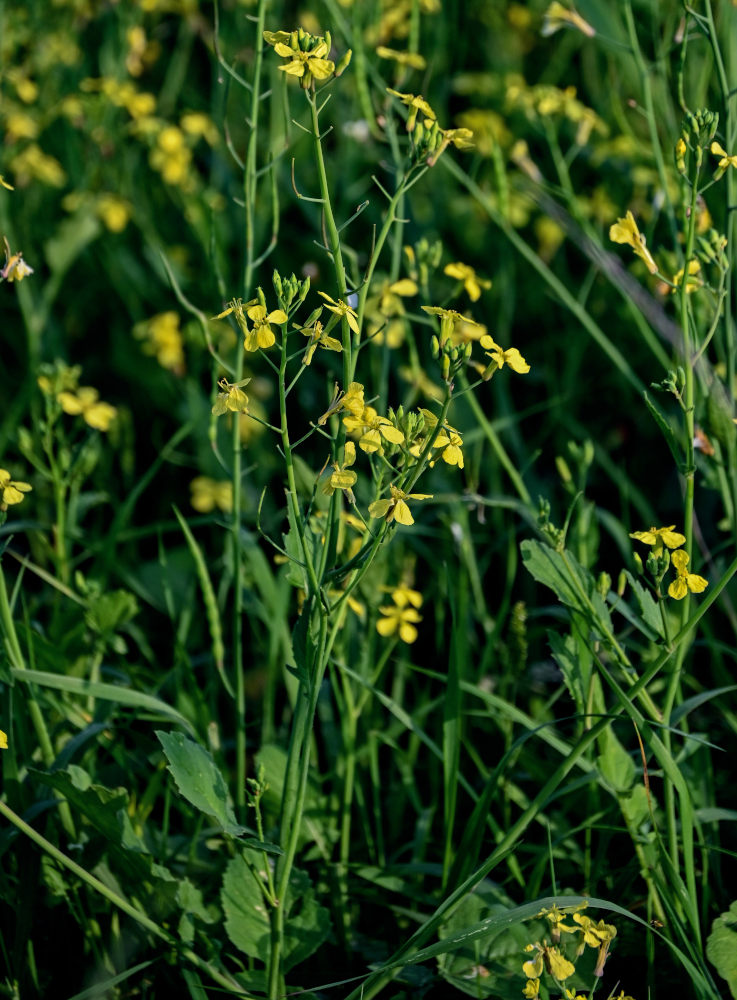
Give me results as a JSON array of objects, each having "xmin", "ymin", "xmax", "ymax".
[
  {"xmin": 609, "ymin": 211, "xmax": 658, "ymax": 274},
  {"xmin": 422, "ymin": 305, "xmax": 482, "ymax": 346},
  {"xmin": 243, "ymin": 304, "xmax": 287, "ymax": 351},
  {"xmin": 318, "ymin": 381, "xmax": 365, "ymax": 425},
  {"xmin": 480, "ymin": 334, "xmax": 530, "ymax": 374},
  {"xmin": 629, "ymin": 525, "xmax": 685, "ymax": 556},
  {"xmin": 710, "ymin": 141, "xmax": 737, "ymax": 177},
  {"xmin": 323, "ymin": 441, "xmax": 357, "ymax": 499},
  {"xmin": 212, "ymin": 377, "xmax": 251, "ymax": 416},
  {"xmin": 134, "ymin": 312, "xmax": 185, "ymax": 373},
  {"xmin": 541, "ymin": 2, "xmax": 595, "ymax": 37},
  {"xmin": 349, "ymin": 406, "xmax": 405, "ymax": 453},
  {"xmin": 10, "ymin": 144, "xmax": 66, "ymax": 187},
  {"xmin": 318, "ymin": 291, "xmax": 360, "ymax": 335},
  {"xmin": 58, "ymin": 387, "xmax": 117, "ymax": 431},
  {"xmin": 296, "ymin": 317, "xmax": 342, "ymax": 365},
  {"xmin": 369, "ymin": 484, "xmax": 432, "ymax": 526},
  {"xmin": 668, "ymin": 549, "xmax": 708, "ymax": 600},
  {"xmin": 274, "ymin": 39, "xmax": 334, "ymax": 81},
  {"xmin": 180, "ymin": 112, "xmax": 218, "ymax": 145},
  {"xmin": 0, "ymin": 469, "xmax": 32, "ymax": 506},
  {"xmin": 387, "ymin": 88, "xmax": 436, "ymax": 131},
  {"xmin": 572, "ymin": 913, "xmax": 616, "ymax": 976},
  {"xmin": 0, "ymin": 730, "xmax": 7, "ymax": 749},
  {"xmin": 190, "ymin": 477, "xmax": 233, "ymax": 513},
  {"xmin": 444, "ymin": 261, "xmax": 491, "ymax": 302},
  {"xmin": 96, "ymin": 194, "xmax": 131, "ymax": 233},
  {"xmin": 376, "ymin": 46, "xmax": 427, "ymax": 70},
  {"xmin": 1, "ymin": 237, "xmax": 34, "ymax": 282},
  {"xmin": 522, "ymin": 979, "xmax": 540, "ymax": 1000},
  {"xmin": 376, "ymin": 586, "xmax": 423, "ymax": 643},
  {"xmin": 670, "ymin": 259, "xmax": 702, "ymax": 295},
  {"xmin": 425, "ymin": 122, "xmax": 475, "ymax": 166}
]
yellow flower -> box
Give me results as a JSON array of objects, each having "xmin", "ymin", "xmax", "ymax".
[
  {"xmin": 480, "ymin": 334, "xmax": 530, "ymax": 374},
  {"xmin": 425, "ymin": 123, "xmax": 475, "ymax": 166},
  {"xmin": 668, "ymin": 549, "xmax": 708, "ymax": 600},
  {"xmin": 58, "ymin": 387, "xmax": 117, "ymax": 431},
  {"xmin": 190, "ymin": 477, "xmax": 233, "ymax": 513},
  {"xmin": 710, "ymin": 141, "xmax": 737, "ymax": 176},
  {"xmin": 609, "ymin": 211, "xmax": 658, "ymax": 274},
  {"xmin": 296, "ymin": 317, "xmax": 343, "ymax": 364},
  {"xmin": 541, "ymin": 2, "xmax": 595, "ymax": 37},
  {"xmin": 522, "ymin": 978, "xmax": 540, "ymax": 999},
  {"xmin": 629, "ymin": 524, "xmax": 685, "ymax": 557},
  {"xmin": 387, "ymin": 88, "xmax": 436, "ymax": 131},
  {"xmin": 670, "ymin": 259, "xmax": 702, "ymax": 295},
  {"xmin": 212, "ymin": 377, "xmax": 251, "ymax": 416},
  {"xmin": 350, "ymin": 406, "xmax": 405, "ymax": 453},
  {"xmin": 317, "ymin": 291, "xmax": 360, "ymax": 335},
  {"xmin": 0, "ymin": 730, "xmax": 7, "ymax": 749},
  {"xmin": 376, "ymin": 586, "xmax": 423, "ymax": 643},
  {"xmin": 376, "ymin": 47, "xmax": 427, "ymax": 70},
  {"xmin": 324, "ymin": 441, "xmax": 358, "ymax": 498},
  {"xmin": 243, "ymin": 304, "xmax": 287, "ymax": 351},
  {"xmin": 134, "ymin": 311, "xmax": 185, "ymax": 374},
  {"xmin": 96, "ymin": 194, "xmax": 131, "ymax": 232},
  {"xmin": 369, "ymin": 484, "xmax": 432, "ymax": 526},
  {"xmin": 0, "ymin": 469, "xmax": 32, "ymax": 506},
  {"xmin": 444, "ymin": 261, "xmax": 491, "ymax": 302},
  {"xmin": 318, "ymin": 381, "xmax": 365, "ymax": 425},
  {"xmin": 422, "ymin": 305, "xmax": 482, "ymax": 346},
  {"xmin": 1, "ymin": 237, "xmax": 34, "ymax": 282},
  {"xmin": 274, "ymin": 39, "xmax": 334, "ymax": 81}
]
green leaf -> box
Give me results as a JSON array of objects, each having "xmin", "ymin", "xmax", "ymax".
[
  {"xmin": 44, "ymin": 209, "xmax": 101, "ymax": 276},
  {"xmin": 596, "ymin": 727, "xmax": 635, "ymax": 795},
  {"xmin": 520, "ymin": 539, "xmax": 612, "ymax": 635},
  {"xmin": 706, "ymin": 901, "xmax": 737, "ymax": 998},
  {"xmin": 618, "ymin": 572, "xmax": 663, "ymax": 640},
  {"xmin": 221, "ymin": 854, "xmax": 330, "ymax": 972},
  {"xmin": 84, "ymin": 589, "xmax": 139, "ymax": 638},
  {"xmin": 643, "ymin": 391, "xmax": 683, "ymax": 470},
  {"xmin": 156, "ymin": 730, "xmax": 245, "ymax": 836}
]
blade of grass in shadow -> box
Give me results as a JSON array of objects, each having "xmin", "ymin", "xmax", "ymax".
[
  {"xmin": 441, "ymin": 156, "xmax": 645, "ymax": 395},
  {"xmin": 172, "ymin": 505, "xmax": 233, "ymax": 699},
  {"xmin": 441, "ymin": 570, "xmax": 463, "ymax": 891}
]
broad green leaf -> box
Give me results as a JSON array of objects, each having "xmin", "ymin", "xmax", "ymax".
[
  {"xmin": 520, "ymin": 539, "xmax": 612, "ymax": 635},
  {"xmin": 596, "ymin": 726, "xmax": 635, "ymax": 795},
  {"xmin": 84, "ymin": 589, "xmax": 139, "ymax": 638},
  {"xmin": 221, "ymin": 855, "xmax": 330, "ymax": 972},
  {"xmin": 156, "ymin": 730, "xmax": 244, "ymax": 836},
  {"xmin": 706, "ymin": 901, "xmax": 737, "ymax": 999}
]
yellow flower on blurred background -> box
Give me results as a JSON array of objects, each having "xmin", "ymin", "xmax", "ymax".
[
  {"xmin": 96, "ymin": 194, "xmax": 131, "ymax": 232},
  {"xmin": 609, "ymin": 211, "xmax": 658, "ymax": 274},
  {"xmin": 376, "ymin": 586, "xmax": 423, "ymax": 643},
  {"xmin": 190, "ymin": 477, "xmax": 233, "ymax": 513},
  {"xmin": 541, "ymin": 2, "xmax": 595, "ymax": 37},
  {"xmin": 444, "ymin": 261, "xmax": 491, "ymax": 301},
  {"xmin": 480, "ymin": 334, "xmax": 530, "ymax": 374},
  {"xmin": 243, "ymin": 304, "xmax": 287, "ymax": 351},
  {"xmin": 58, "ymin": 387, "xmax": 117, "ymax": 431},
  {"xmin": 668, "ymin": 550, "xmax": 708, "ymax": 600},
  {"xmin": 318, "ymin": 291, "xmax": 360, "ymax": 335},
  {"xmin": 0, "ymin": 730, "xmax": 7, "ymax": 749},
  {"xmin": 0, "ymin": 469, "xmax": 32, "ymax": 506},
  {"xmin": 212, "ymin": 377, "xmax": 250, "ymax": 416},
  {"xmin": 386, "ymin": 89, "xmax": 436, "ymax": 131},
  {"xmin": 369, "ymin": 484, "xmax": 432, "ymax": 526},
  {"xmin": 629, "ymin": 524, "xmax": 685, "ymax": 556},
  {"xmin": 1, "ymin": 238, "xmax": 34, "ymax": 282},
  {"xmin": 133, "ymin": 312, "xmax": 185, "ymax": 373}
]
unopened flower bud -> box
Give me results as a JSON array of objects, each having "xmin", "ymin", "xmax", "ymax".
[
  {"xmin": 617, "ymin": 570, "xmax": 627, "ymax": 596},
  {"xmin": 596, "ymin": 571, "xmax": 611, "ymax": 598},
  {"xmin": 272, "ymin": 269, "xmax": 283, "ymax": 298},
  {"xmin": 257, "ymin": 286, "xmax": 267, "ymax": 310},
  {"xmin": 335, "ymin": 48, "xmax": 352, "ymax": 77}
]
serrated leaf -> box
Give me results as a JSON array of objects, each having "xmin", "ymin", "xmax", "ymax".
[
  {"xmin": 221, "ymin": 855, "xmax": 330, "ymax": 972},
  {"xmin": 84, "ymin": 589, "xmax": 139, "ymax": 638},
  {"xmin": 156, "ymin": 730, "xmax": 244, "ymax": 836},
  {"xmin": 706, "ymin": 901, "xmax": 737, "ymax": 998},
  {"xmin": 620, "ymin": 571, "xmax": 663, "ymax": 639}
]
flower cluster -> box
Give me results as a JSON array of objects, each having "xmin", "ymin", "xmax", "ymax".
[
  {"xmin": 264, "ymin": 27, "xmax": 351, "ymax": 90},
  {"xmin": 630, "ymin": 525, "xmax": 708, "ymax": 600},
  {"xmin": 522, "ymin": 905, "xmax": 625, "ymax": 1000}
]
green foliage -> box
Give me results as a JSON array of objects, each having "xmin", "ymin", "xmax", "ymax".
[{"xmin": 706, "ymin": 901, "xmax": 737, "ymax": 999}]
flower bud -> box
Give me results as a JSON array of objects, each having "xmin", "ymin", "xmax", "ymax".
[
  {"xmin": 257, "ymin": 286, "xmax": 267, "ymax": 310},
  {"xmin": 272, "ymin": 269, "xmax": 283, "ymax": 299},
  {"xmin": 335, "ymin": 48, "xmax": 352, "ymax": 77}
]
